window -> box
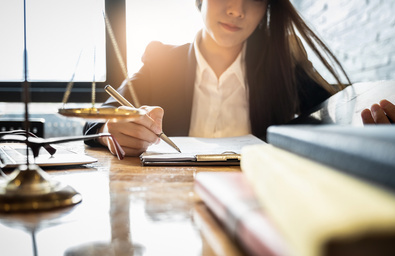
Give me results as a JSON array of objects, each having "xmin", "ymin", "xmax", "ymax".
[
  {"xmin": 0, "ymin": 1, "xmax": 24, "ymax": 81},
  {"xmin": 0, "ymin": 0, "xmax": 107, "ymax": 103},
  {"xmin": 126, "ymin": 0, "xmax": 202, "ymax": 74},
  {"xmin": 0, "ymin": 0, "xmax": 202, "ymax": 103},
  {"xmin": 0, "ymin": 0, "xmax": 105, "ymax": 82}
]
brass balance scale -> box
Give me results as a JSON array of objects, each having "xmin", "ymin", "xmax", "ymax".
[{"xmin": 0, "ymin": 6, "xmax": 144, "ymax": 212}]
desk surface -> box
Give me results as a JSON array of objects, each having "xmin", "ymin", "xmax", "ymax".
[{"xmin": 0, "ymin": 143, "xmax": 243, "ymax": 256}]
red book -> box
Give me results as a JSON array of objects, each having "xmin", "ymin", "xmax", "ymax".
[{"xmin": 194, "ymin": 172, "xmax": 290, "ymax": 256}]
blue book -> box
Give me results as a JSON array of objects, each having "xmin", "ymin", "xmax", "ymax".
[{"xmin": 267, "ymin": 125, "xmax": 395, "ymax": 192}]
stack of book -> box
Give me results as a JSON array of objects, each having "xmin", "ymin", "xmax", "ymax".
[{"xmin": 194, "ymin": 125, "xmax": 395, "ymax": 256}]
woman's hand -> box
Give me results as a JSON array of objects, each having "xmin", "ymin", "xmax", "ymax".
[
  {"xmin": 99, "ymin": 106, "xmax": 164, "ymax": 156},
  {"xmin": 361, "ymin": 99, "xmax": 395, "ymax": 124}
]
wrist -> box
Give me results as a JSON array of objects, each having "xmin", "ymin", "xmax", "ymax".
[{"xmin": 97, "ymin": 123, "xmax": 108, "ymax": 146}]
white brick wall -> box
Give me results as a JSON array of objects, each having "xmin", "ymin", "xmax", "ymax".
[{"xmin": 291, "ymin": 0, "xmax": 395, "ymax": 83}]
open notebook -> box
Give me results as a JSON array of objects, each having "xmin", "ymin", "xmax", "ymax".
[
  {"xmin": 140, "ymin": 134, "xmax": 265, "ymax": 166},
  {"xmin": 0, "ymin": 143, "xmax": 97, "ymax": 169}
]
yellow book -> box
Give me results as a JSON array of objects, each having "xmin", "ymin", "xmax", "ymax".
[{"xmin": 241, "ymin": 144, "xmax": 395, "ymax": 256}]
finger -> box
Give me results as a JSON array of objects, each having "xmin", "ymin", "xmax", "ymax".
[
  {"xmin": 379, "ymin": 99, "xmax": 395, "ymax": 123},
  {"xmin": 120, "ymin": 144, "xmax": 148, "ymax": 156},
  {"xmin": 140, "ymin": 106, "xmax": 164, "ymax": 134},
  {"xmin": 132, "ymin": 115, "xmax": 160, "ymax": 135},
  {"xmin": 146, "ymin": 106, "xmax": 164, "ymax": 131},
  {"xmin": 361, "ymin": 108, "xmax": 375, "ymax": 124},
  {"xmin": 107, "ymin": 135, "xmax": 125, "ymax": 160},
  {"xmin": 107, "ymin": 121, "xmax": 159, "ymax": 145},
  {"xmin": 371, "ymin": 104, "xmax": 391, "ymax": 124},
  {"xmin": 100, "ymin": 123, "xmax": 121, "ymax": 156},
  {"xmin": 112, "ymin": 135, "xmax": 150, "ymax": 156},
  {"xmin": 105, "ymin": 129, "xmax": 152, "ymax": 156}
]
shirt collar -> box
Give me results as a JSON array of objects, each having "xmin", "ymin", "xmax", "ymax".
[{"xmin": 193, "ymin": 30, "xmax": 246, "ymax": 88}]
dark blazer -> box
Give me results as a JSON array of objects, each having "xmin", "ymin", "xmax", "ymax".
[{"xmin": 84, "ymin": 41, "xmax": 330, "ymax": 146}]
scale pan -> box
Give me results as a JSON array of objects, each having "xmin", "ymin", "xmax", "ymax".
[{"xmin": 58, "ymin": 107, "xmax": 146, "ymax": 120}]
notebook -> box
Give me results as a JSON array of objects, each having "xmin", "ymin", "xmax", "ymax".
[
  {"xmin": 140, "ymin": 134, "xmax": 265, "ymax": 166},
  {"xmin": 0, "ymin": 143, "xmax": 97, "ymax": 169}
]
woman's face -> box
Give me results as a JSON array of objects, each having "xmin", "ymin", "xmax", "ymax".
[{"xmin": 200, "ymin": 0, "xmax": 267, "ymax": 49}]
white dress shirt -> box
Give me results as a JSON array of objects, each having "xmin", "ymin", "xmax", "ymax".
[{"xmin": 188, "ymin": 31, "xmax": 251, "ymax": 138}]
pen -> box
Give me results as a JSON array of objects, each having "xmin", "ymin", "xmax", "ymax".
[{"xmin": 104, "ymin": 84, "xmax": 181, "ymax": 153}]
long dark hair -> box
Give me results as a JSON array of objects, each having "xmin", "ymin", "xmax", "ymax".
[
  {"xmin": 195, "ymin": 0, "xmax": 350, "ymax": 139},
  {"xmin": 246, "ymin": 0, "xmax": 350, "ymax": 138}
]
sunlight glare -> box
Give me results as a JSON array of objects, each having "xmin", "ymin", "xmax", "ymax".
[{"xmin": 126, "ymin": 0, "xmax": 203, "ymax": 74}]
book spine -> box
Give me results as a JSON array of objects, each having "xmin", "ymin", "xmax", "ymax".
[
  {"xmin": 267, "ymin": 125, "xmax": 395, "ymax": 192},
  {"xmin": 193, "ymin": 203, "xmax": 245, "ymax": 256},
  {"xmin": 194, "ymin": 173, "xmax": 290, "ymax": 256},
  {"xmin": 241, "ymin": 144, "xmax": 395, "ymax": 256}
]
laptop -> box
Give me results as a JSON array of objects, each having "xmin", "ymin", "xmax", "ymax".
[{"xmin": 0, "ymin": 143, "xmax": 97, "ymax": 169}]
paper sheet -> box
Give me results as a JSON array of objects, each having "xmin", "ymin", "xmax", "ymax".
[{"xmin": 140, "ymin": 134, "xmax": 265, "ymax": 162}]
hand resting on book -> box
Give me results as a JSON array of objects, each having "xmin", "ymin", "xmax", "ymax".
[{"xmin": 361, "ymin": 99, "xmax": 395, "ymax": 124}]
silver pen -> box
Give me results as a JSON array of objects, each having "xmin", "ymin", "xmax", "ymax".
[{"xmin": 104, "ymin": 84, "xmax": 181, "ymax": 153}]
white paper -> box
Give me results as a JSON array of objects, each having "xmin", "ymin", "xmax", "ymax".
[{"xmin": 140, "ymin": 134, "xmax": 265, "ymax": 162}]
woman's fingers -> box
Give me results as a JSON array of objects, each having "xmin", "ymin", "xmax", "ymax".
[
  {"xmin": 361, "ymin": 99, "xmax": 395, "ymax": 124},
  {"xmin": 140, "ymin": 105, "xmax": 164, "ymax": 134},
  {"xmin": 380, "ymin": 99, "xmax": 395, "ymax": 123},
  {"xmin": 100, "ymin": 105, "xmax": 165, "ymax": 156},
  {"xmin": 361, "ymin": 108, "xmax": 375, "ymax": 124},
  {"xmin": 108, "ymin": 121, "xmax": 158, "ymax": 144},
  {"xmin": 102, "ymin": 120, "xmax": 157, "ymax": 156},
  {"xmin": 371, "ymin": 104, "xmax": 391, "ymax": 124}
]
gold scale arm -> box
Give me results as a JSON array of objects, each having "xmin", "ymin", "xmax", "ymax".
[{"xmin": 58, "ymin": 11, "xmax": 143, "ymax": 120}]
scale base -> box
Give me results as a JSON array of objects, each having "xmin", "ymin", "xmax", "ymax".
[{"xmin": 0, "ymin": 164, "xmax": 82, "ymax": 212}]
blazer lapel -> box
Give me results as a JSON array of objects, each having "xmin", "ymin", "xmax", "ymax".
[{"xmin": 182, "ymin": 43, "xmax": 197, "ymax": 135}]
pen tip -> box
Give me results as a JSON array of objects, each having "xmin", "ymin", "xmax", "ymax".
[{"xmin": 158, "ymin": 133, "xmax": 181, "ymax": 153}]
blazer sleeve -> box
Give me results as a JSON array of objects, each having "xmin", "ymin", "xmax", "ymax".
[{"xmin": 83, "ymin": 41, "xmax": 194, "ymax": 146}]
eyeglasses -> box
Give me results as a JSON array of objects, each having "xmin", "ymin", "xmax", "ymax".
[{"xmin": 0, "ymin": 130, "xmax": 125, "ymax": 160}]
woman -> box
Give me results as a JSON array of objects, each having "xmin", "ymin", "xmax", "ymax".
[{"xmin": 83, "ymin": 0, "xmax": 390, "ymax": 156}]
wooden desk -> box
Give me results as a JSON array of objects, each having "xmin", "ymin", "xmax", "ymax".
[
  {"xmin": 0, "ymin": 144, "xmax": 243, "ymax": 256},
  {"xmin": 4, "ymin": 81, "xmax": 392, "ymax": 255}
]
